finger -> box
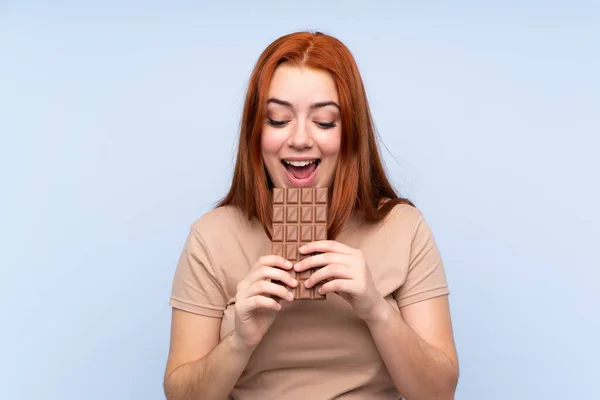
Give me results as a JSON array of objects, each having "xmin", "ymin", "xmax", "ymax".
[
  {"xmin": 239, "ymin": 295, "xmax": 282, "ymax": 314},
  {"xmin": 243, "ymin": 279, "xmax": 295, "ymax": 302},
  {"xmin": 294, "ymin": 253, "xmax": 352, "ymax": 272},
  {"xmin": 299, "ymin": 240, "xmax": 354, "ymax": 256},
  {"xmin": 318, "ymin": 279, "xmax": 354, "ymax": 296},
  {"xmin": 248, "ymin": 265, "xmax": 298, "ymax": 288},
  {"xmin": 304, "ymin": 264, "xmax": 354, "ymax": 288},
  {"xmin": 256, "ymin": 255, "xmax": 293, "ymax": 271}
]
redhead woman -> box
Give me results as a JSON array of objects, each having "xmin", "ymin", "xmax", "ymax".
[{"xmin": 164, "ymin": 31, "xmax": 459, "ymax": 400}]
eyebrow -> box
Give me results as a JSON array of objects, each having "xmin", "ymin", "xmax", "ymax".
[{"xmin": 267, "ymin": 97, "xmax": 341, "ymax": 110}]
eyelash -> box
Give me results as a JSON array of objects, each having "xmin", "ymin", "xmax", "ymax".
[{"xmin": 267, "ymin": 119, "xmax": 337, "ymax": 129}]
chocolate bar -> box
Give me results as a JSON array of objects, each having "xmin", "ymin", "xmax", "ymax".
[{"xmin": 271, "ymin": 187, "xmax": 327, "ymax": 300}]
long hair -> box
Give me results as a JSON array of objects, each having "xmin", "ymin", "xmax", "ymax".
[{"xmin": 216, "ymin": 31, "xmax": 414, "ymax": 240}]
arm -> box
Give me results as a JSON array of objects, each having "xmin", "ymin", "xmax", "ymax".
[
  {"xmin": 163, "ymin": 309, "xmax": 254, "ymax": 400},
  {"xmin": 296, "ymin": 243, "xmax": 459, "ymax": 399},
  {"xmin": 164, "ymin": 254, "xmax": 297, "ymax": 400},
  {"xmin": 294, "ymin": 209, "xmax": 457, "ymax": 399},
  {"xmin": 366, "ymin": 295, "xmax": 459, "ymax": 400}
]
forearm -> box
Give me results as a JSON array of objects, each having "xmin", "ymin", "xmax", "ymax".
[
  {"xmin": 366, "ymin": 301, "xmax": 458, "ymax": 400},
  {"xmin": 164, "ymin": 332, "xmax": 254, "ymax": 400}
]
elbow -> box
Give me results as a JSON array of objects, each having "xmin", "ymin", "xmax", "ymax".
[
  {"xmin": 437, "ymin": 362, "xmax": 459, "ymax": 400},
  {"xmin": 163, "ymin": 364, "xmax": 204, "ymax": 400},
  {"xmin": 404, "ymin": 388, "xmax": 457, "ymax": 400},
  {"xmin": 402, "ymin": 388, "xmax": 456, "ymax": 400},
  {"xmin": 399, "ymin": 363, "xmax": 459, "ymax": 400},
  {"xmin": 163, "ymin": 373, "xmax": 175, "ymax": 400},
  {"xmin": 163, "ymin": 368, "xmax": 183, "ymax": 400},
  {"xmin": 440, "ymin": 362, "xmax": 459, "ymax": 400}
]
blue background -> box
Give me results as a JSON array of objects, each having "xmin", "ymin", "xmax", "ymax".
[{"xmin": 1, "ymin": 1, "xmax": 599, "ymax": 398}]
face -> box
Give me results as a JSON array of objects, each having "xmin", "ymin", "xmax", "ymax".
[{"xmin": 261, "ymin": 64, "xmax": 342, "ymax": 189}]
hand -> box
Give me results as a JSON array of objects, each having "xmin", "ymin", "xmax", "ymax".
[
  {"xmin": 294, "ymin": 240, "xmax": 388, "ymax": 323},
  {"xmin": 232, "ymin": 255, "xmax": 297, "ymax": 350}
]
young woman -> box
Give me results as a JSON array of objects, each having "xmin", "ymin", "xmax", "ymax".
[{"xmin": 164, "ymin": 31, "xmax": 459, "ymax": 400}]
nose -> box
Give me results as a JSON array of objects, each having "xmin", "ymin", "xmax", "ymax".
[{"xmin": 287, "ymin": 120, "xmax": 312, "ymax": 149}]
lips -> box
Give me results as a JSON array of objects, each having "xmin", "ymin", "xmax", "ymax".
[
  {"xmin": 281, "ymin": 159, "xmax": 320, "ymax": 187},
  {"xmin": 283, "ymin": 160, "xmax": 318, "ymax": 179}
]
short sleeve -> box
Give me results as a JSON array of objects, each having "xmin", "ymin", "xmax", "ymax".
[
  {"xmin": 394, "ymin": 212, "xmax": 450, "ymax": 308},
  {"xmin": 169, "ymin": 227, "xmax": 227, "ymax": 318}
]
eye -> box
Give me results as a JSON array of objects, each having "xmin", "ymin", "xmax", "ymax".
[
  {"xmin": 267, "ymin": 118, "xmax": 289, "ymax": 127},
  {"xmin": 315, "ymin": 121, "xmax": 336, "ymax": 129}
]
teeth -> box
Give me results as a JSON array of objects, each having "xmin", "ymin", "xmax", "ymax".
[{"xmin": 284, "ymin": 160, "xmax": 317, "ymax": 167}]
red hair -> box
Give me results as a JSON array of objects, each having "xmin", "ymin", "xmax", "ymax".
[{"xmin": 217, "ymin": 31, "xmax": 414, "ymax": 240}]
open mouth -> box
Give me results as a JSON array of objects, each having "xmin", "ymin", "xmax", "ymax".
[{"xmin": 281, "ymin": 159, "xmax": 321, "ymax": 186}]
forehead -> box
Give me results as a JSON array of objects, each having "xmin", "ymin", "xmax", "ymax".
[{"xmin": 267, "ymin": 64, "xmax": 339, "ymax": 104}]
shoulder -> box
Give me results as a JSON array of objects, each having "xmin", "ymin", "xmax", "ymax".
[
  {"xmin": 186, "ymin": 205, "xmax": 263, "ymax": 253},
  {"xmin": 368, "ymin": 202, "xmax": 438, "ymax": 253},
  {"xmin": 187, "ymin": 204, "xmax": 268, "ymax": 264},
  {"xmin": 380, "ymin": 202, "xmax": 424, "ymax": 236},
  {"xmin": 380, "ymin": 203, "xmax": 442, "ymax": 261},
  {"xmin": 184, "ymin": 205, "xmax": 269, "ymax": 295},
  {"xmin": 190, "ymin": 205, "xmax": 253, "ymax": 236},
  {"xmin": 345, "ymin": 202, "xmax": 424, "ymax": 252}
]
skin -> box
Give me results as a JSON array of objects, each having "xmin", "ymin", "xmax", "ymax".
[
  {"xmin": 261, "ymin": 64, "xmax": 342, "ymax": 189},
  {"xmin": 296, "ymin": 242, "xmax": 459, "ymax": 399},
  {"xmin": 163, "ymin": 64, "xmax": 459, "ymax": 400}
]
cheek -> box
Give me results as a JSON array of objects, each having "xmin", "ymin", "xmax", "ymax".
[
  {"xmin": 318, "ymin": 129, "xmax": 342, "ymax": 157},
  {"xmin": 260, "ymin": 129, "xmax": 282, "ymax": 157}
]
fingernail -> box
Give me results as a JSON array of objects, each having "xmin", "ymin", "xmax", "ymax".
[
  {"xmin": 299, "ymin": 245, "xmax": 306, "ymax": 252},
  {"xmin": 286, "ymin": 260, "xmax": 293, "ymax": 267},
  {"xmin": 288, "ymin": 291, "xmax": 294, "ymax": 299},
  {"xmin": 291, "ymin": 278, "xmax": 297, "ymax": 285},
  {"xmin": 304, "ymin": 280, "xmax": 310, "ymax": 288},
  {"xmin": 294, "ymin": 262, "xmax": 300, "ymax": 269}
]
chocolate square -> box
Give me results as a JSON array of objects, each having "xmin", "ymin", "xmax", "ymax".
[{"xmin": 271, "ymin": 187, "xmax": 328, "ymax": 300}]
